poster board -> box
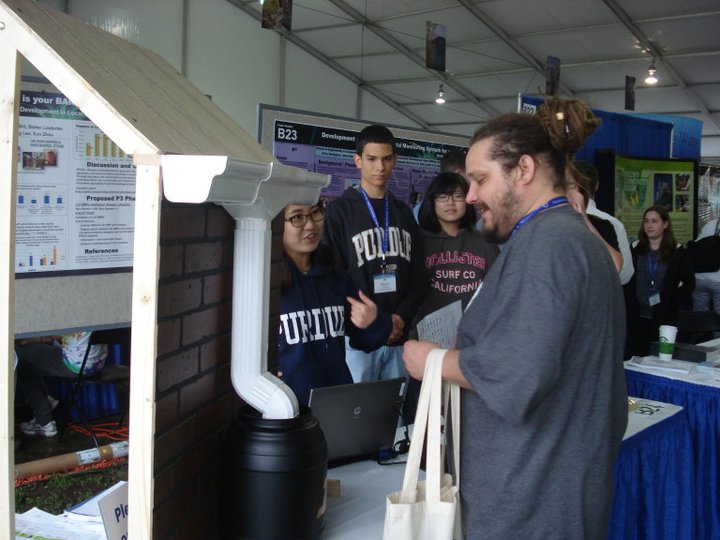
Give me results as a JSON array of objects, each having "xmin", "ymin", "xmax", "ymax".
[
  {"xmin": 613, "ymin": 154, "xmax": 698, "ymax": 244},
  {"xmin": 14, "ymin": 78, "xmax": 134, "ymax": 335},
  {"xmin": 258, "ymin": 105, "xmax": 468, "ymax": 205},
  {"xmin": 698, "ymin": 164, "xmax": 720, "ymax": 232}
]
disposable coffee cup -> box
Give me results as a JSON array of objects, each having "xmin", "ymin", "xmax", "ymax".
[{"xmin": 658, "ymin": 324, "xmax": 678, "ymax": 361}]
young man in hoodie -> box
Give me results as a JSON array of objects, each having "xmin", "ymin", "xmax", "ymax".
[{"xmin": 322, "ymin": 124, "xmax": 428, "ymax": 382}]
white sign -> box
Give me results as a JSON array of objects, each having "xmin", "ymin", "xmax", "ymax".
[{"xmin": 98, "ymin": 481, "xmax": 129, "ymax": 540}]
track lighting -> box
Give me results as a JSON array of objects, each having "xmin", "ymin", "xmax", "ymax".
[
  {"xmin": 435, "ymin": 83, "xmax": 446, "ymax": 104},
  {"xmin": 645, "ymin": 59, "xmax": 658, "ymax": 85}
]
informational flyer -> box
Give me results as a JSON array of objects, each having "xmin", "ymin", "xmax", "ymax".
[
  {"xmin": 614, "ymin": 155, "xmax": 696, "ymax": 243},
  {"xmin": 16, "ymin": 90, "xmax": 135, "ymax": 274},
  {"xmin": 272, "ymin": 120, "xmax": 465, "ymax": 205}
]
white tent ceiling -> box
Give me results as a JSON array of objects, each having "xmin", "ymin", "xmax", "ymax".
[{"xmin": 231, "ymin": 0, "xmax": 720, "ymax": 164}]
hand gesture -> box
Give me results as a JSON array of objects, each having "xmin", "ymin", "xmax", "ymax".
[
  {"xmin": 346, "ymin": 290, "xmax": 378, "ymax": 329},
  {"xmin": 387, "ymin": 314, "xmax": 405, "ymax": 344}
]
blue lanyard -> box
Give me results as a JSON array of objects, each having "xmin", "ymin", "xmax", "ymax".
[
  {"xmin": 359, "ymin": 187, "xmax": 390, "ymax": 268},
  {"xmin": 647, "ymin": 252, "xmax": 659, "ymax": 288},
  {"xmin": 512, "ymin": 196, "xmax": 568, "ymax": 236}
]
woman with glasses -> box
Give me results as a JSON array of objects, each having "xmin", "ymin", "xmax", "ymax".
[
  {"xmin": 277, "ymin": 203, "xmax": 392, "ymax": 405},
  {"xmin": 413, "ymin": 172, "xmax": 499, "ymax": 334}
]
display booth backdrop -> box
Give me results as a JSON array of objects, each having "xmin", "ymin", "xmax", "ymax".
[{"xmin": 520, "ymin": 95, "xmax": 674, "ymax": 162}]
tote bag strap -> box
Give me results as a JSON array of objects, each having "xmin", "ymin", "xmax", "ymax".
[
  {"xmin": 399, "ymin": 348, "xmax": 447, "ymax": 503},
  {"xmin": 441, "ymin": 378, "xmax": 461, "ymax": 485}
]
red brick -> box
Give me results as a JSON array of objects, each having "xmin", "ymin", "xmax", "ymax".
[
  {"xmin": 157, "ymin": 319, "xmax": 181, "ymax": 357},
  {"xmin": 177, "ymin": 436, "xmax": 215, "ymax": 481},
  {"xmin": 221, "ymin": 237, "xmax": 235, "ymax": 267},
  {"xmin": 155, "ymin": 417, "xmax": 197, "ymax": 469},
  {"xmin": 196, "ymin": 396, "xmax": 234, "ymax": 439},
  {"xmin": 153, "ymin": 482, "xmax": 198, "ymax": 539},
  {"xmin": 179, "ymin": 505, "xmax": 219, "ymax": 540},
  {"xmin": 158, "ymin": 278, "xmax": 202, "ymax": 318},
  {"xmin": 161, "ymin": 204, "xmax": 207, "ymax": 240},
  {"xmin": 155, "ymin": 391, "xmax": 178, "ymax": 432},
  {"xmin": 181, "ymin": 305, "xmax": 231, "ymax": 346},
  {"xmin": 200, "ymin": 334, "xmax": 231, "ymax": 372},
  {"xmin": 179, "ymin": 371, "xmax": 218, "ymax": 416},
  {"xmin": 186, "ymin": 241, "xmax": 225, "ymax": 273},
  {"xmin": 159, "ymin": 244, "xmax": 184, "ymax": 278},
  {"xmin": 206, "ymin": 205, "xmax": 234, "ymax": 237},
  {"xmin": 157, "ymin": 349, "xmax": 198, "ymax": 393},
  {"xmin": 178, "ymin": 501, "xmax": 220, "ymax": 540},
  {"xmin": 203, "ymin": 271, "xmax": 232, "ymax": 306},
  {"xmin": 154, "ymin": 463, "xmax": 177, "ymax": 506}
]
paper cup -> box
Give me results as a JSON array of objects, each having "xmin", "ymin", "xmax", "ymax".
[{"xmin": 658, "ymin": 324, "xmax": 678, "ymax": 361}]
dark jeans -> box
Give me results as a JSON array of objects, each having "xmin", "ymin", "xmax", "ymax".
[{"xmin": 16, "ymin": 343, "xmax": 73, "ymax": 425}]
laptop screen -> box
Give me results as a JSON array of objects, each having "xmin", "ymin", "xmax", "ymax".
[{"xmin": 309, "ymin": 378, "xmax": 405, "ymax": 463}]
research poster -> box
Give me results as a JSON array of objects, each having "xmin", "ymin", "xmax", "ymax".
[
  {"xmin": 614, "ymin": 154, "xmax": 697, "ymax": 244},
  {"xmin": 261, "ymin": 106, "xmax": 468, "ymax": 206},
  {"xmin": 16, "ymin": 90, "xmax": 136, "ymax": 274},
  {"xmin": 698, "ymin": 164, "xmax": 720, "ymax": 231}
]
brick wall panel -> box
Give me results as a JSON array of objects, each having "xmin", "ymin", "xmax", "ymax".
[
  {"xmin": 203, "ymin": 271, "xmax": 233, "ymax": 307},
  {"xmin": 159, "ymin": 244, "xmax": 184, "ymax": 278},
  {"xmin": 156, "ymin": 349, "xmax": 199, "ymax": 393},
  {"xmin": 157, "ymin": 319, "xmax": 181, "ymax": 357},
  {"xmin": 200, "ymin": 334, "xmax": 231, "ymax": 372},
  {"xmin": 181, "ymin": 305, "xmax": 231, "ymax": 347},
  {"xmin": 186, "ymin": 241, "xmax": 224, "ymax": 273},
  {"xmin": 161, "ymin": 204, "xmax": 207, "ymax": 240},
  {"xmin": 155, "ymin": 417, "xmax": 196, "ymax": 470},
  {"xmin": 158, "ymin": 278, "xmax": 202, "ymax": 318},
  {"xmin": 178, "ymin": 371, "xmax": 216, "ymax": 417},
  {"xmin": 206, "ymin": 205, "xmax": 234, "ymax": 237},
  {"xmin": 155, "ymin": 391, "xmax": 178, "ymax": 432}
]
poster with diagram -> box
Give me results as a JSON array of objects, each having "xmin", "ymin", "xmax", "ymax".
[
  {"xmin": 614, "ymin": 154, "xmax": 697, "ymax": 244},
  {"xmin": 16, "ymin": 89, "xmax": 136, "ymax": 274}
]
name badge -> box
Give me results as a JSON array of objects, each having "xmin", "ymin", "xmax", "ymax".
[
  {"xmin": 373, "ymin": 272, "xmax": 397, "ymax": 294},
  {"xmin": 649, "ymin": 293, "xmax": 661, "ymax": 306}
]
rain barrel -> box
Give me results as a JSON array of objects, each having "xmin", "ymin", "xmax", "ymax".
[{"xmin": 220, "ymin": 405, "xmax": 328, "ymax": 539}]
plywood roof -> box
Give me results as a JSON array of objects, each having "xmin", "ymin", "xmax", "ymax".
[{"xmin": 0, "ymin": 0, "xmax": 274, "ymax": 161}]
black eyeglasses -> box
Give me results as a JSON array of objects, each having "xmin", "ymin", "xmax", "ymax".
[
  {"xmin": 285, "ymin": 206, "xmax": 324, "ymax": 228},
  {"xmin": 434, "ymin": 193, "xmax": 466, "ymax": 203}
]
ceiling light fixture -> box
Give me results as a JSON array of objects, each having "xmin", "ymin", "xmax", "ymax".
[
  {"xmin": 645, "ymin": 58, "xmax": 658, "ymax": 85},
  {"xmin": 435, "ymin": 83, "xmax": 446, "ymax": 104}
]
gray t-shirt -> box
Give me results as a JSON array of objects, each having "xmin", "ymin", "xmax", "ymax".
[{"xmin": 457, "ymin": 205, "xmax": 627, "ymax": 539}]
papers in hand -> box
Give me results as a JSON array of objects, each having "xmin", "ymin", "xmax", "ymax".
[{"xmin": 415, "ymin": 300, "xmax": 462, "ymax": 348}]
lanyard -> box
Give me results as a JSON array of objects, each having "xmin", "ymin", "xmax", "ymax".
[
  {"xmin": 647, "ymin": 252, "xmax": 659, "ymax": 288},
  {"xmin": 359, "ymin": 187, "xmax": 390, "ymax": 269},
  {"xmin": 512, "ymin": 196, "xmax": 568, "ymax": 236}
]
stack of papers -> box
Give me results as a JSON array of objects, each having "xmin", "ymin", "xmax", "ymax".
[
  {"xmin": 15, "ymin": 481, "xmax": 127, "ymax": 540},
  {"xmin": 628, "ymin": 355, "xmax": 694, "ymax": 374},
  {"xmin": 15, "ymin": 507, "xmax": 106, "ymax": 540}
]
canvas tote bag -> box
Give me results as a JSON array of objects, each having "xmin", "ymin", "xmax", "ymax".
[{"xmin": 383, "ymin": 348, "xmax": 461, "ymax": 540}]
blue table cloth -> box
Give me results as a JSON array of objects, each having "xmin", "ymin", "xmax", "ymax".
[
  {"xmin": 626, "ymin": 369, "xmax": 720, "ymax": 539},
  {"xmin": 609, "ymin": 404, "xmax": 695, "ymax": 539}
]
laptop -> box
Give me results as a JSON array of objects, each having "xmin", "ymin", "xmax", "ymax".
[{"xmin": 309, "ymin": 378, "xmax": 406, "ymax": 464}]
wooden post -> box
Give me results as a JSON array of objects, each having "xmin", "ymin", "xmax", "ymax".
[
  {"xmin": 128, "ymin": 162, "xmax": 162, "ymax": 538},
  {"xmin": 0, "ymin": 42, "xmax": 20, "ymax": 538}
]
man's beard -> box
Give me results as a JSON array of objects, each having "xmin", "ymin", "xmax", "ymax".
[{"xmin": 481, "ymin": 183, "xmax": 522, "ymax": 244}]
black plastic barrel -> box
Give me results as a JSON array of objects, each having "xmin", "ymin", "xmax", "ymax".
[{"xmin": 220, "ymin": 405, "xmax": 328, "ymax": 539}]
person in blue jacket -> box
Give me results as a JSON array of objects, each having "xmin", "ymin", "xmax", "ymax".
[{"xmin": 278, "ymin": 202, "xmax": 392, "ymax": 405}]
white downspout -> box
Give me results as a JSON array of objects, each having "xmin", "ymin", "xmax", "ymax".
[{"xmin": 159, "ymin": 155, "xmax": 329, "ymax": 420}]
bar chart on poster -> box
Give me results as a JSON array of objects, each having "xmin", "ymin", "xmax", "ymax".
[
  {"xmin": 14, "ymin": 80, "xmax": 134, "ymax": 336},
  {"xmin": 17, "ymin": 86, "xmax": 136, "ymax": 275}
]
